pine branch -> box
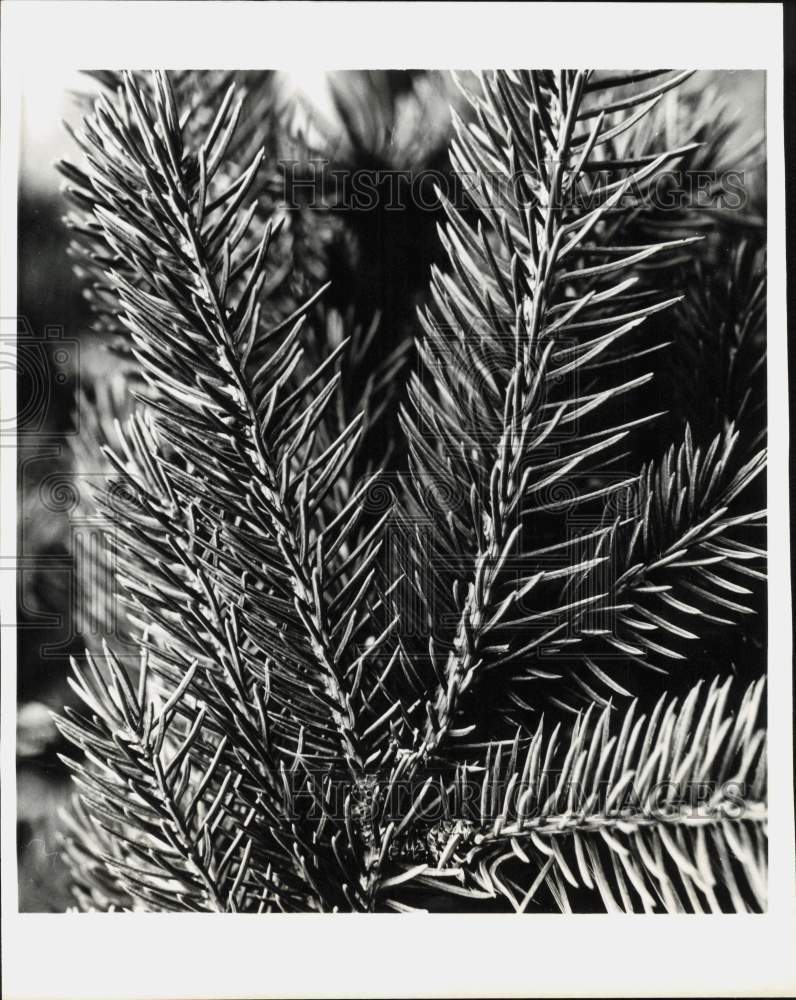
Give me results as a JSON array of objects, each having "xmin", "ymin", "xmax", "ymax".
[
  {"xmin": 75, "ymin": 71, "xmax": 391, "ymax": 764},
  {"xmin": 500, "ymin": 423, "xmax": 767, "ymax": 712},
  {"xmin": 61, "ymin": 70, "xmax": 335, "ymax": 360},
  {"xmin": 380, "ymin": 675, "xmax": 766, "ymax": 913},
  {"xmin": 397, "ymin": 70, "xmax": 704, "ymax": 759},
  {"xmin": 56, "ymin": 71, "xmax": 410, "ymax": 907},
  {"xmin": 56, "ymin": 642, "xmax": 336, "ymax": 911}
]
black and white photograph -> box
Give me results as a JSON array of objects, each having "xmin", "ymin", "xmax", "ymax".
[{"xmin": 2, "ymin": 2, "xmax": 793, "ymax": 998}]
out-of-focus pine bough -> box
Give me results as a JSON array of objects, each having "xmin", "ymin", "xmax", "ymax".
[{"xmin": 55, "ymin": 69, "xmax": 767, "ymax": 913}]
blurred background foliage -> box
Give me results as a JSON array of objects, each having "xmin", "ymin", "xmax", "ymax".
[{"xmin": 16, "ymin": 69, "xmax": 764, "ymax": 911}]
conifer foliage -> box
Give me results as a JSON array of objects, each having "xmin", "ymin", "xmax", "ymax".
[{"xmin": 56, "ymin": 70, "xmax": 767, "ymax": 913}]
